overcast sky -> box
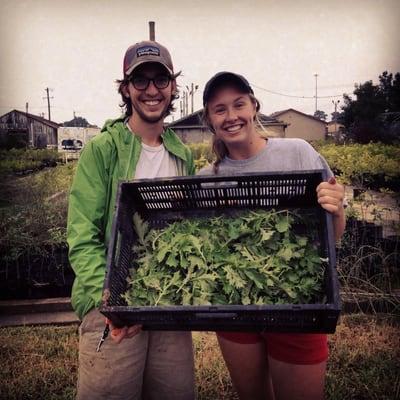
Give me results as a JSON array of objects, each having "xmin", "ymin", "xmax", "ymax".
[{"xmin": 1, "ymin": 0, "xmax": 399, "ymax": 126}]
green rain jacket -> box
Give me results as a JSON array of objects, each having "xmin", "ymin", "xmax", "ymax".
[{"xmin": 67, "ymin": 117, "xmax": 195, "ymax": 320}]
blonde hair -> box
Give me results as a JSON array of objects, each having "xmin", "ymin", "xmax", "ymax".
[{"xmin": 203, "ymin": 93, "xmax": 265, "ymax": 174}]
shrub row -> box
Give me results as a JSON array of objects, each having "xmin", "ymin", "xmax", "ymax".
[
  {"xmin": 315, "ymin": 142, "xmax": 400, "ymax": 190},
  {"xmin": 0, "ymin": 148, "xmax": 60, "ymax": 175},
  {"xmin": 0, "ymin": 164, "xmax": 76, "ymax": 272},
  {"xmin": 189, "ymin": 141, "xmax": 400, "ymax": 190}
]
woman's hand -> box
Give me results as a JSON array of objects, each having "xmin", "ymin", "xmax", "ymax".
[
  {"xmin": 316, "ymin": 176, "xmax": 345, "ymax": 216},
  {"xmin": 316, "ymin": 176, "xmax": 346, "ymax": 240},
  {"xmin": 106, "ymin": 318, "xmax": 142, "ymax": 344}
]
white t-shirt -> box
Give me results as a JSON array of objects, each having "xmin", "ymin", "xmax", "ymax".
[
  {"xmin": 134, "ymin": 142, "xmax": 177, "ymax": 179},
  {"xmin": 125, "ymin": 122, "xmax": 178, "ymax": 179}
]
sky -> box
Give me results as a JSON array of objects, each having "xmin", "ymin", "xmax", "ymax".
[{"xmin": 0, "ymin": 0, "xmax": 399, "ymax": 127}]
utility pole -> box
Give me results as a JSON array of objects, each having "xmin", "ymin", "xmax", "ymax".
[
  {"xmin": 182, "ymin": 91, "xmax": 186, "ymax": 117},
  {"xmin": 314, "ymin": 73, "xmax": 318, "ymax": 113},
  {"xmin": 25, "ymin": 102, "xmax": 29, "ymax": 114},
  {"xmin": 43, "ymin": 87, "xmax": 53, "ymax": 121},
  {"xmin": 332, "ymin": 99, "xmax": 340, "ymax": 134},
  {"xmin": 186, "ymin": 83, "xmax": 199, "ymax": 114},
  {"xmin": 149, "ymin": 21, "xmax": 155, "ymax": 40}
]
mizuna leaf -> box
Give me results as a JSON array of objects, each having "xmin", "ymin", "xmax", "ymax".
[
  {"xmin": 126, "ymin": 209, "xmax": 325, "ymax": 306},
  {"xmin": 223, "ymin": 266, "xmax": 247, "ymax": 289},
  {"xmin": 132, "ymin": 212, "xmax": 149, "ymax": 245},
  {"xmin": 243, "ymin": 269, "xmax": 266, "ymax": 290},
  {"xmin": 275, "ymin": 216, "xmax": 290, "ymax": 233}
]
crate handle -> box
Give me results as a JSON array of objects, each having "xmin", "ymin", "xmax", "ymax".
[
  {"xmin": 200, "ymin": 181, "xmax": 239, "ymax": 189},
  {"xmin": 195, "ymin": 312, "xmax": 238, "ymax": 319}
]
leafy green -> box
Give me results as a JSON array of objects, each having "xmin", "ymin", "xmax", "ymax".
[{"xmin": 123, "ymin": 209, "xmax": 326, "ymax": 307}]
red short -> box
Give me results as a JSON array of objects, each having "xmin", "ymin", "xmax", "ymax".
[{"xmin": 217, "ymin": 331, "xmax": 328, "ymax": 365}]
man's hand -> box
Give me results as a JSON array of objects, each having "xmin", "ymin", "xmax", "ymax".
[
  {"xmin": 316, "ymin": 176, "xmax": 345, "ymax": 217},
  {"xmin": 105, "ymin": 318, "xmax": 142, "ymax": 344}
]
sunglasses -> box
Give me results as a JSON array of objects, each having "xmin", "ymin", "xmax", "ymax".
[{"xmin": 130, "ymin": 75, "xmax": 171, "ymax": 90}]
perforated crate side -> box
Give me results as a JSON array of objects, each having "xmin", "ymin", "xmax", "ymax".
[
  {"xmin": 103, "ymin": 188, "xmax": 135, "ymax": 307},
  {"xmin": 101, "ymin": 171, "xmax": 340, "ymax": 332}
]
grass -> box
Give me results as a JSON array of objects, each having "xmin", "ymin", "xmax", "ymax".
[
  {"xmin": 0, "ymin": 314, "xmax": 399, "ymax": 400},
  {"xmin": 0, "ymin": 162, "xmax": 76, "ymax": 208},
  {"xmin": 325, "ymin": 314, "xmax": 400, "ymax": 400}
]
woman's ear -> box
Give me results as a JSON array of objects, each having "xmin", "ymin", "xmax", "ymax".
[
  {"xmin": 251, "ymin": 98, "xmax": 260, "ymax": 119},
  {"xmin": 171, "ymin": 80, "xmax": 178, "ymax": 97},
  {"xmin": 203, "ymin": 107, "xmax": 215, "ymax": 134}
]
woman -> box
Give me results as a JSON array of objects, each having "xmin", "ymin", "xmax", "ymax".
[{"xmin": 199, "ymin": 71, "xmax": 346, "ymax": 400}]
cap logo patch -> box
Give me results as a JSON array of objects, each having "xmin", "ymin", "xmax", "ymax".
[{"xmin": 137, "ymin": 46, "xmax": 160, "ymax": 58}]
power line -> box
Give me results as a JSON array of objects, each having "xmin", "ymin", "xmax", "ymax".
[
  {"xmin": 250, "ymin": 83, "xmax": 343, "ymax": 99},
  {"xmin": 311, "ymin": 94, "xmax": 343, "ymax": 99},
  {"xmin": 0, "ymin": 105, "xmax": 77, "ymax": 111},
  {"xmin": 182, "ymin": 71, "xmax": 351, "ymax": 100},
  {"xmin": 318, "ymin": 83, "xmax": 357, "ymax": 89}
]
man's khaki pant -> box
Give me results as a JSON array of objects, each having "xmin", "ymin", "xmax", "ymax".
[{"xmin": 76, "ymin": 309, "xmax": 196, "ymax": 400}]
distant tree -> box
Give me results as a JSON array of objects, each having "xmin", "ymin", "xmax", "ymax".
[
  {"xmin": 63, "ymin": 116, "xmax": 91, "ymax": 127},
  {"xmin": 341, "ymin": 71, "xmax": 400, "ymax": 143},
  {"xmin": 313, "ymin": 110, "xmax": 328, "ymax": 121},
  {"xmin": 331, "ymin": 111, "xmax": 342, "ymax": 122},
  {"xmin": 376, "ymin": 111, "xmax": 400, "ymax": 144}
]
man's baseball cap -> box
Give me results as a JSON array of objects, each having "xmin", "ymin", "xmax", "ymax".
[
  {"xmin": 203, "ymin": 72, "xmax": 254, "ymax": 106},
  {"xmin": 123, "ymin": 40, "xmax": 174, "ymax": 76}
]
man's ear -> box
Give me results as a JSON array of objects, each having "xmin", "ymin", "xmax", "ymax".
[{"xmin": 122, "ymin": 84, "xmax": 130, "ymax": 99}]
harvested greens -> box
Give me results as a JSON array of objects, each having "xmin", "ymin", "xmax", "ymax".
[{"xmin": 123, "ymin": 209, "xmax": 326, "ymax": 307}]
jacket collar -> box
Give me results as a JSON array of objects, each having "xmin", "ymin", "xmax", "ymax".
[
  {"xmin": 161, "ymin": 127, "xmax": 189, "ymax": 162},
  {"xmin": 103, "ymin": 117, "xmax": 190, "ymax": 178}
]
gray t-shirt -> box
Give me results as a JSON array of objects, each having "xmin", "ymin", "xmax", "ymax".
[{"xmin": 198, "ymin": 138, "xmax": 333, "ymax": 178}]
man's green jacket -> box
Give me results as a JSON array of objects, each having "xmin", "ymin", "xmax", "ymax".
[{"xmin": 67, "ymin": 118, "xmax": 195, "ymax": 320}]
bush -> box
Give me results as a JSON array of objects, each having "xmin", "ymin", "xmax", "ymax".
[
  {"xmin": 0, "ymin": 163, "xmax": 76, "ymax": 297},
  {"xmin": 316, "ymin": 143, "xmax": 400, "ymax": 190},
  {"xmin": 0, "ymin": 148, "xmax": 61, "ymax": 175},
  {"xmin": 188, "ymin": 143, "xmax": 215, "ymax": 172}
]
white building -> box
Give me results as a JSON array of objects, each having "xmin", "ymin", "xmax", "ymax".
[{"xmin": 58, "ymin": 126, "xmax": 100, "ymax": 150}]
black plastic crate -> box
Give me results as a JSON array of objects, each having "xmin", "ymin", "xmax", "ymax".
[{"xmin": 100, "ymin": 170, "xmax": 341, "ymax": 333}]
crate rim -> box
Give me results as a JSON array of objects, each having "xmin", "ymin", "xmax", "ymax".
[
  {"xmin": 118, "ymin": 169, "xmax": 328, "ymax": 186},
  {"xmin": 100, "ymin": 302, "xmax": 341, "ymax": 312}
]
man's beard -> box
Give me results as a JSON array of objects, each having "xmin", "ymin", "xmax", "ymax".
[{"xmin": 132, "ymin": 100, "xmax": 170, "ymax": 124}]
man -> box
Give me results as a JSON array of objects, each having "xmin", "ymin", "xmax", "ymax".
[{"xmin": 67, "ymin": 40, "xmax": 196, "ymax": 400}]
